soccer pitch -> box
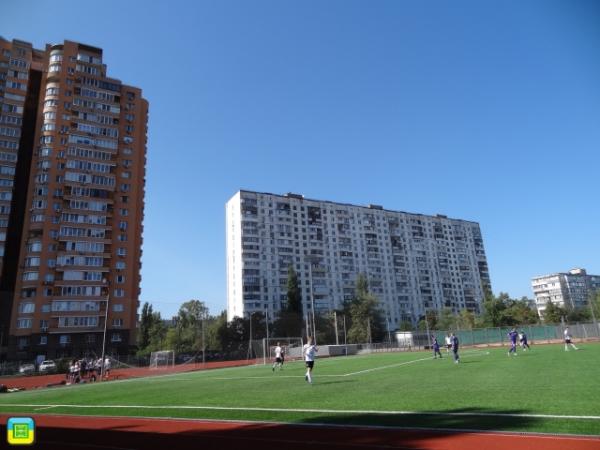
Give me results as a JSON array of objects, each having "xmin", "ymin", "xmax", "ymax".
[{"xmin": 1, "ymin": 343, "xmax": 599, "ymax": 435}]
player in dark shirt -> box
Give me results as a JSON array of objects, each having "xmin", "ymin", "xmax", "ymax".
[
  {"xmin": 432, "ymin": 335, "xmax": 442, "ymax": 359},
  {"xmin": 507, "ymin": 328, "xmax": 518, "ymax": 356},
  {"xmin": 451, "ymin": 333, "xmax": 460, "ymax": 363},
  {"xmin": 519, "ymin": 331, "xmax": 531, "ymax": 351}
]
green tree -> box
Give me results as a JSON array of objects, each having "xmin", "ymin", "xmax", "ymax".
[
  {"xmin": 346, "ymin": 274, "xmax": 385, "ymax": 343},
  {"xmin": 272, "ymin": 266, "xmax": 303, "ymax": 337},
  {"xmin": 543, "ymin": 301, "xmax": 567, "ymax": 324},
  {"xmin": 398, "ymin": 321, "xmax": 413, "ymax": 331},
  {"xmin": 590, "ymin": 291, "xmax": 600, "ymax": 321},
  {"xmin": 418, "ymin": 310, "xmax": 440, "ymax": 331},
  {"xmin": 435, "ymin": 308, "xmax": 454, "ymax": 331},
  {"xmin": 138, "ymin": 302, "xmax": 153, "ymax": 350},
  {"xmin": 566, "ymin": 307, "xmax": 591, "ymax": 323},
  {"xmin": 172, "ymin": 299, "xmax": 210, "ymax": 353},
  {"xmin": 457, "ymin": 309, "xmax": 476, "ymax": 330},
  {"xmin": 137, "ymin": 304, "xmax": 168, "ymax": 355},
  {"xmin": 286, "ymin": 266, "xmax": 302, "ymax": 315},
  {"xmin": 482, "ymin": 292, "xmax": 509, "ymax": 327}
]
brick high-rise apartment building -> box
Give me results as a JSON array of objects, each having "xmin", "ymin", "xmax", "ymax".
[
  {"xmin": 226, "ymin": 190, "xmax": 491, "ymax": 328},
  {"xmin": 0, "ymin": 38, "xmax": 147, "ymax": 361}
]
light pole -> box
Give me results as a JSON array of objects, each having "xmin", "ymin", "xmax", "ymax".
[
  {"xmin": 100, "ymin": 280, "xmax": 110, "ymax": 379},
  {"xmin": 305, "ymin": 256, "xmax": 318, "ymax": 342}
]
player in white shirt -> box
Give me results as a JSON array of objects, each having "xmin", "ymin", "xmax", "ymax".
[
  {"xmin": 303, "ymin": 337, "xmax": 318, "ymax": 384},
  {"xmin": 445, "ymin": 334, "xmax": 452, "ymax": 354},
  {"xmin": 564, "ymin": 327, "xmax": 579, "ymax": 351},
  {"xmin": 272, "ymin": 342, "xmax": 284, "ymax": 371}
]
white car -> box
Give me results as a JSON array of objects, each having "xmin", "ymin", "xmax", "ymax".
[
  {"xmin": 18, "ymin": 363, "xmax": 35, "ymax": 375},
  {"xmin": 38, "ymin": 360, "xmax": 57, "ymax": 373}
]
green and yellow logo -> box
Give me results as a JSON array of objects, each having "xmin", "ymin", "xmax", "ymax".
[{"xmin": 7, "ymin": 417, "xmax": 35, "ymax": 445}]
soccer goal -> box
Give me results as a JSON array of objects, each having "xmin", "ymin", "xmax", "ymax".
[
  {"xmin": 263, "ymin": 337, "xmax": 304, "ymax": 365},
  {"xmin": 149, "ymin": 350, "xmax": 175, "ymax": 369}
]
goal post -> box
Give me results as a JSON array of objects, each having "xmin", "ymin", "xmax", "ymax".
[
  {"xmin": 260, "ymin": 337, "xmax": 303, "ymax": 365},
  {"xmin": 149, "ymin": 350, "xmax": 175, "ymax": 369}
]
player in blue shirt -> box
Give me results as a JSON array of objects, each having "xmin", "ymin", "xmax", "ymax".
[
  {"xmin": 450, "ymin": 333, "xmax": 460, "ymax": 363},
  {"xmin": 507, "ymin": 328, "xmax": 518, "ymax": 356},
  {"xmin": 432, "ymin": 335, "xmax": 442, "ymax": 359}
]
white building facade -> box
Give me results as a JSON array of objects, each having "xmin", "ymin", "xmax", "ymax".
[
  {"xmin": 532, "ymin": 268, "xmax": 600, "ymax": 317},
  {"xmin": 226, "ymin": 190, "xmax": 492, "ymax": 328}
]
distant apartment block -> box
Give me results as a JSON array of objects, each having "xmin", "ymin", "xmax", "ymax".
[
  {"xmin": 532, "ymin": 268, "xmax": 600, "ymax": 317},
  {"xmin": 226, "ymin": 190, "xmax": 492, "ymax": 328},
  {"xmin": 0, "ymin": 38, "xmax": 147, "ymax": 361}
]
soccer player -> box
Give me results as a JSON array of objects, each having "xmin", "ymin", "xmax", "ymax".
[
  {"xmin": 450, "ymin": 333, "xmax": 460, "ymax": 363},
  {"xmin": 303, "ymin": 337, "xmax": 318, "ymax": 384},
  {"xmin": 272, "ymin": 342, "xmax": 283, "ymax": 371},
  {"xmin": 507, "ymin": 328, "xmax": 518, "ymax": 356},
  {"xmin": 432, "ymin": 335, "xmax": 442, "ymax": 359},
  {"xmin": 445, "ymin": 334, "xmax": 452, "ymax": 354},
  {"xmin": 564, "ymin": 327, "xmax": 579, "ymax": 351},
  {"xmin": 520, "ymin": 330, "xmax": 531, "ymax": 351}
]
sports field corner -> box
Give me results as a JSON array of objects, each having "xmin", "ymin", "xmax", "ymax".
[{"xmin": 1, "ymin": 343, "xmax": 600, "ymax": 449}]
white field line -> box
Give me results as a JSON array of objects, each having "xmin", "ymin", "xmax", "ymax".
[
  {"xmin": 0, "ymin": 350, "xmax": 489, "ymax": 394},
  {"xmin": 1, "ymin": 403, "xmax": 600, "ymax": 421},
  {"xmin": 214, "ymin": 350, "xmax": 490, "ymax": 380},
  {"xmin": 33, "ymin": 405, "xmax": 58, "ymax": 411}
]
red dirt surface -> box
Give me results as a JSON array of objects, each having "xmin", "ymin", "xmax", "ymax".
[
  {"xmin": 0, "ymin": 359, "xmax": 258, "ymax": 390},
  {"xmin": 1, "ymin": 414, "xmax": 599, "ymax": 450}
]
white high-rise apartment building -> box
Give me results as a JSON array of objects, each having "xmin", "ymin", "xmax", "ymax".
[
  {"xmin": 226, "ymin": 190, "xmax": 492, "ymax": 328},
  {"xmin": 531, "ymin": 268, "xmax": 600, "ymax": 317}
]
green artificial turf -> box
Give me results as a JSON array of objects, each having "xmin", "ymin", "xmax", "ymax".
[{"xmin": 1, "ymin": 343, "xmax": 599, "ymax": 435}]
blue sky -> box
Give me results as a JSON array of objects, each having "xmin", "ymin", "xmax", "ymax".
[{"xmin": 3, "ymin": 1, "xmax": 600, "ymax": 318}]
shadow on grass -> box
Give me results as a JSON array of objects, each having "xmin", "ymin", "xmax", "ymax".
[{"xmin": 2, "ymin": 407, "xmax": 597, "ymax": 450}]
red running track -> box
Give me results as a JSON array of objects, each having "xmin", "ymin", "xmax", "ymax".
[
  {"xmin": 1, "ymin": 414, "xmax": 599, "ymax": 450},
  {"xmin": 0, "ymin": 359, "xmax": 258, "ymax": 390}
]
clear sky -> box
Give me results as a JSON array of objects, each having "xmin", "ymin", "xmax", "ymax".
[{"xmin": 3, "ymin": 0, "xmax": 600, "ymax": 318}]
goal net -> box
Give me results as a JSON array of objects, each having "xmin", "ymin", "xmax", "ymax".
[
  {"xmin": 252, "ymin": 337, "xmax": 303, "ymax": 364},
  {"xmin": 149, "ymin": 350, "xmax": 175, "ymax": 369}
]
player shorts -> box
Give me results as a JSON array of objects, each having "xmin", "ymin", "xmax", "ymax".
[
  {"xmin": 447, "ymin": 344, "xmax": 452, "ymax": 349},
  {"xmin": 565, "ymin": 339, "xmax": 572, "ymax": 344},
  {"xmin": 275, "ymin": 357, "xmax": 282, "ymax": 363},
  {"xmin": 305, "ymin": 360, "xmax": 314, "ymax": 369}
]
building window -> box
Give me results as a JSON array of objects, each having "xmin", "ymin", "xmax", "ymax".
[
  {"xmin": 116, "ymin": 261, "xmax": 126, "ymax": 270},
  {"xmin": 111, "ymin": 333, "xmax": 122, "ymax": 342},
  {"xmin": 59, "ymin": 335, "xmax": 71, "ymax": 345},
  {"xmin": 22, "ymin": 271, "xmax": 39, "ymax": 281},
  {"xmin": 112, "ymin": 318, "xmax": 123, "ymax": 327},
  {"xmin": 39, "ymin": 336, "xmax": 48, "ymax": 345},
  {"xmin": 113, "ymin": 303, "xmax": 124, "ymax": 312},
  {"xmin": 86, "ymin": 334, "xmax": 96, "ymax": 343},
  {"xmin": 18, "ymin": 302, "xmax": 35, "ymax": 314},
  {"xmin": 116, "ymin": 275, "xmax": 125, "ymax": 284},
  {"xmin": 113, "ymin": 288, "xmax": 124, "ymax": 297},
  {"xmin": 117, "ymin": 248, "xmax": 126, "ymax": 256},
  {"xmin": 16, "ymin": 318, "xmax": 33, "ymax": 329}
]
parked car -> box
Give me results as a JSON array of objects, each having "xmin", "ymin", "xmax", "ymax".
[
  {"xmin": 38, "ymin": 360, "xmax": 57, "ymax": 373},
  {"xmin": 18, "ymin": 363, "xmax": 35, "ymax": 375}
]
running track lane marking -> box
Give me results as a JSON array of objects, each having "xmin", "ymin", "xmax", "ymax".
[{"xmin": 2, "ymin": 403, "xmax": 599, "ymax": 421}]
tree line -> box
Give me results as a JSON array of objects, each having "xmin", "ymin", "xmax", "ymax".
[{"xmin": 137, "ymin": 268, "xmax": 600, "ymax": 356}]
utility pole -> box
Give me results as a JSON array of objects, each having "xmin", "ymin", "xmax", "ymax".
[
  {"xmin": 334, "ymin": 311, "xmax": 339, "ymax": 345},
  {"xmin": 201, "ymin": 312, "xmax": 206, "ymax": 365},
  {"xmin": 343, "ymin": 314, "xmax": 347, "ymax": 356}
]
